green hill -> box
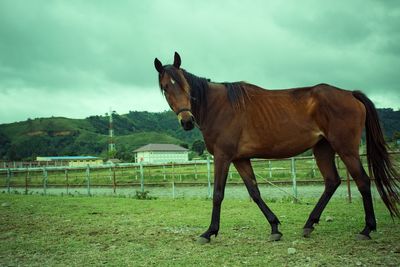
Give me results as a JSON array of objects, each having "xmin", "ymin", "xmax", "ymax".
[
  {"xmin": 0, "ymin": 111, "xmax": 202, "ymax": 161},
  {"xmin": 0, "ymin": 108, "xmax": 399, "ymax": 161}
]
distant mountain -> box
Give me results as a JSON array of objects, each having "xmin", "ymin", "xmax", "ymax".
[{"xmin": 0, "ymin": 109, "xmax": 398, "ymax": 161}]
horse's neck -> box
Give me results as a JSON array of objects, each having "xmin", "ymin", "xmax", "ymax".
[
  {"xmin": 207, "ymin": 82, "xmax": 227, "ymax": 104},
  {"xmin": 195, "ymin": 82, "xmax": 232, "ymax": 130}
]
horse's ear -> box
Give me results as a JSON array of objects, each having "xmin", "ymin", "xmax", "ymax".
[
  {"xmin": 154, "ymin": 58, "xmax": 164, "ymax": 73},
  {"xmin": 173, "ymin": 52, "xmax": 181, "ymax": 69}
]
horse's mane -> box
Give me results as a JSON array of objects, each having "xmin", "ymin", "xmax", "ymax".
[
  {"xmin": 222, "ymin": 82, "xmax": 249, "ymax": 110},
  {"xmin": 181, "ymin": 69, "xmax": 209, "ymax": 125},
  {"xmin": 161, "ymin": 66, "xmax": 249, "ymax": 125}
]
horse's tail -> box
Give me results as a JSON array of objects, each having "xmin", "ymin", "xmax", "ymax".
[{"xmin": 353, "ymin": 91, "xmax": 400, "ymax": 217}]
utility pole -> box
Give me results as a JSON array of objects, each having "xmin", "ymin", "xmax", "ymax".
[{"xmin": 108, "ymin": 108, "xmax": 116, "ymax": 159}]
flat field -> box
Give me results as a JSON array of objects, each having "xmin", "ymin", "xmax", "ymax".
[{"xmin": 0, "ymin": 194, "xmax": 399, "ymax": 266}]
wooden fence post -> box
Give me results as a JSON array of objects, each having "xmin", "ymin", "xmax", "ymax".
[
  {"xmin": 268, "ymin": 160, "xmax": 272, "ymax": 179},
  {"xmin": 291, "ymin": 158, "xmax": 298, "ymax": 203},
  {"xmin": 172, "ymin": 181, "xmax": 175, "ymax": 199},
  {"xmin": 65, "ymin": 169, "xmax": 69, "ymax": 195},
  {"xmin": 86, "ymin": 165, "xmax": 91, "ymax": 196},
  {"xmin": 25, "ymin": 168, "xmax": 29, "ymax": 195},
  {"xmin": 194, "ymin": 161, "xmax": 198, "ymax": 180},
  {"xmin": 163, "ymin": 165, "xmax": 166, "ymax": 181},
  {"xmin": 140, "ymin": 162, "xmax": 144, "ymax": 193},
  {"xmin": 6, "ymin": 168, "xmax": 11, "ymax": 193},
  {"xmin": 207, "ymin": 156, "xmax": 212, "ymax": 199},
  {"xmin": 346, "ymin": 170, "xmax": 352, "ymax": 203},
  {"xmin": 42, "ymin": 167, "xmax": 48, "ymax": 195},
  {"xmin": 312, "ymin": 157, "xmax": 316, "ymax": 178},
  {"xmin": 113, "ymin": 167, "xmax": 116, "ymax": 194},
  {"xmin": 172, "ymin": 163, "xmax": 175, "ymax": 181}
]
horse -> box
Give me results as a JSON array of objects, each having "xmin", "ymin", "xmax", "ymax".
[{"xmin": 154, "ymin": 52, "xmax": 400, "ymax": 244}]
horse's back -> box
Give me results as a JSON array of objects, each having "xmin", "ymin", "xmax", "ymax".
[{"xmin": 235, "ymin": 83, "xmax": 365, "ymax": 158}]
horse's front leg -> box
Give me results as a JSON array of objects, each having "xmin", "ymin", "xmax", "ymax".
[{"xmin": 198, "ymin": 155, "xmax": 231, "ymax": 244}]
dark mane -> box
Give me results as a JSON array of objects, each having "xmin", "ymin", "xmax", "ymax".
[
  {"xmin": 182, "ymin": 70, "xmax": 249, "ymax": 108},
  {"xmin": 161, "ymin": 66, "xmax": 249, "ymax": 125},
  {"xmin": 222, "ymin": 82, "xmax": 249, "ymax": 110},
  {"xmin": 181, "ymin": 69, "xmax": 209, "ymax": 125}
]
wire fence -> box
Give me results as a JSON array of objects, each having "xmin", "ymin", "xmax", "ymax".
[{"xmin": 1, "ymin": 152, "xmax": 399, "ymax": 201}]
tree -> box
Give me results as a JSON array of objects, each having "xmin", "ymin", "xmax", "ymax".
[
  {"xmin": 192, "ymin": 140, "xmax": 205, "ymax": 155},
  {"xmin": 0, "ymin": 131, "xmax": 11, "ymax": 159},
  {"xmin": 116, "ymin": 144, "xmax": 132, "ymax": 161},
  {"xmin": 393, "ymin": 131, "xmax": 400, "ymax": 148},
  {"xmin": 180, "ymin": 143, "xmax": 189, "ymax": 149},
  {"xmin": 393, "ymin": 131, "xmax": 400, "ymax": 141}
]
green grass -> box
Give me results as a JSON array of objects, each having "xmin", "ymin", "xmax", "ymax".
[{"xmin": 1, "ymin": 194, "xmax": 399, "ymax": 266}]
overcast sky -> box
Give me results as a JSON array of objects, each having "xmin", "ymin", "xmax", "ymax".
[{"xmin": 0, "ymin": 0, "xmax": 399, "ymax": 124}]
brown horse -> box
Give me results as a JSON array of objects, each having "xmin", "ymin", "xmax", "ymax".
[{"xmin": 154, "ymin": 52, "xmax": 400, "ymax": 243}]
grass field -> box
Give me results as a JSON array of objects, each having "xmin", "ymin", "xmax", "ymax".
[
  {"xmin": 3, "ymin": 184, "xmax": 374, "ymax": 202},
  {"xmin": 1, "ymin": 194, "xmax": 399, "ymax": 266}
]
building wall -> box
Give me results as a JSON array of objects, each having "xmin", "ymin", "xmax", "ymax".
[
  {"xmin": 68, "ymin": 159, "xmax": 103, "ymax": 167},
  {"xmin": 135, "ymin": 151, "xmax": 188, "ymax": 164}
]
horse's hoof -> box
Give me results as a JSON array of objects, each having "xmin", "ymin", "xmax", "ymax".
[
  {"xmin": 269, "ymin": 233, "xmax": 282, "ymax": 242},
  {"xmin": 356, "ymin": 234, "xmax": 371, "ymax": 240},
  {"xmin": 303, "ymin": 228, "xmax": 314, "ymax": 238},
  {"xmin": 197, "ymin": 236, "xmax": 210, "ymax": 244}
]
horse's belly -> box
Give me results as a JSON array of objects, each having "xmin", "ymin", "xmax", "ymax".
[{"xmin": 237, "ymin": 130, "xmax": 323, "ymax": 159}]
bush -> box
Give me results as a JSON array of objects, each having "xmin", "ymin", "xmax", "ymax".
[{"xmin": 134, "ymin": 190, "xmax": 157, "ymax": 200}]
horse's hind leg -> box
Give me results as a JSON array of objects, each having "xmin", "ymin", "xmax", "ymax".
[
  {"xmin": 303, "ymin": 139, "xmax": 341, "ymax": 237},
  {"xmin": 327, "ymin": 126, "xmax": 376, "ymax": 239},
  {"xmin": 233, "ymin": 159, "xmax": 282, "ymax": 241},
  {"xmin": 337, "ymin": 152, "xmax": 376, "ymax": 239}
]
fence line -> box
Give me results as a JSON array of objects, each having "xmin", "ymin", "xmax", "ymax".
[{"xmin": 1, "ymin": 152, "xmax": 399, "ymax": 201}]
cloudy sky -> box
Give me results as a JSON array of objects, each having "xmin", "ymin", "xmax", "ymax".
[{"xmin": 0, "ymin": 0, "xmax": 399, "ymax": 124}]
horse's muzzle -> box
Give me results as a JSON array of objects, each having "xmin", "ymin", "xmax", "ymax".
[
  {"xmin": 180, "ymin": 115, "xmax": 195, "ymax": 131},
  {"xmin": 177, "ymin": 109, "xmax": 195, "ymax": 131}
]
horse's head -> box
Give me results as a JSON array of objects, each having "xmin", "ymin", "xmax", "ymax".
[{"xmin": 154, "ymin": 52, "xmax": 195, "ymax": 131}]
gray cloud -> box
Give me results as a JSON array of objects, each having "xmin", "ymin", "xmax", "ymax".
[{"xmin": 0, "ymin": 0, "xmax": 399, "ymax": 123}]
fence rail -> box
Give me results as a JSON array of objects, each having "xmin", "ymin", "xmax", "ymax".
[{"xmin": 1, "ymin": 152, "xmax": 399, "ymax": 201}]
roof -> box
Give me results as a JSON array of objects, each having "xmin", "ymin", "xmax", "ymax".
[
  {"xmin": 107, "ymin": 158, "xmax": 122, "ymax": 163},
  {"xmin": 134, "ymin": 144, "xmax": 188, "ymax": 152},
  {"xmin": 36, "ymin": 156, "xmax": 100, "ymax": 161}
]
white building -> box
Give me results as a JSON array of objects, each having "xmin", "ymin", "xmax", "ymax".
[
  {"xmin": 134, "ymin": 144, "xmax": 189, "ymax": 164},
  {"xmin": 36, "ymin": 156, "xmax": 103, "ymax": 167}
]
